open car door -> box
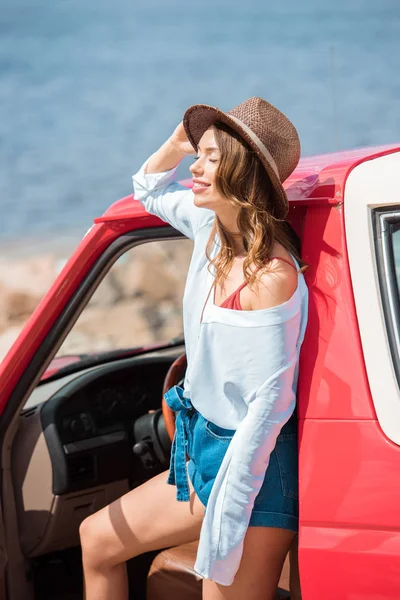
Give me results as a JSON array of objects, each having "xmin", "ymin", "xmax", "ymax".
[{"xmin": 0, "ymin": 503, "xmax": 6, "ymax": 600}]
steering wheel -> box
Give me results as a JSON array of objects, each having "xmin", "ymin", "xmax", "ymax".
[{"xmin": 162, "ymin": 353, "xmax": 187, "ymax": 441}]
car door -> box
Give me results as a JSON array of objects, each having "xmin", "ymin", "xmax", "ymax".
[
  {"xmin": 298, "ymin": 148, "xmax": 400, "ymax": 600},
  {"xmin": 0, "ymin": 211, "xmax": 182, "ymax": 599}
]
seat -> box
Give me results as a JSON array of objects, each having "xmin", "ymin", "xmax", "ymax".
[{"xmin": 147, "ymin": 541, "xmax": 291, "ymax": 599}]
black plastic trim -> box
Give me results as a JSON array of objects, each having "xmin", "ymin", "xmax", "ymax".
[
  {"xmin": 40, "ymin": 352, "xmax": 179, "ymax": 494},
  {"xmin": 63, "ymin": 431, "xmax": 127, "ymax": 454},
  {"xmin": 373, "ymin": 207, "xmax": 400, "ymax": 389}
]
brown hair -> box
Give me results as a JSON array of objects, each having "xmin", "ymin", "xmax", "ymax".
[{"xmin": 206, "ymin": 122, "xmax": 305, "ymax": 289}]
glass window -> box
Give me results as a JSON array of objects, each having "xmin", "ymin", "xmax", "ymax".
[
  {"xmin": 374, "ymin": 211, "xmax": 400, "ymax": 386},
  {"xmin": 392, "ymin": 227, "xmax": 400, "ymax": 296},
  {"xmin": 56, "ymin": 238, "xmax": 192, "ymax": 357}
]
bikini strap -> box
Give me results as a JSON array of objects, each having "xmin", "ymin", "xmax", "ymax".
[
  {"xmin": 203, "ymin": 256, "xmax": 298, "ymax": 317},
  {"xmin": 235, "ymin": 256, "xmax": 297, "ymax": 293},
  {"xmin": 268, "ymin": 256, "xmax": 298, "ymax": 271}
]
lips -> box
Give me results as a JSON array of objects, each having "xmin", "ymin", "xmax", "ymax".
[
  {"xmin": 192, "ymin": 179, "xmax": 210, "ymax": 187},
  {"xmin": 192, "ymin": 179, "xmax": 211, "ymax": 194}
]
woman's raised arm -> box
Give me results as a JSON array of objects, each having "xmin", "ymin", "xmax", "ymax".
[
  {"xmin": 132, "ymin": 122, "xmax": 213, "ymax": 240},
  {"xmin": 145, "ymin": 122, "xmax": 195, "ymax": 174}
]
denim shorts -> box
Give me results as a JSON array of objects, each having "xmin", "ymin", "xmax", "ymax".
[{"xmin": 164, "ymin": 386, "xmax": 299, "ymax": 533}]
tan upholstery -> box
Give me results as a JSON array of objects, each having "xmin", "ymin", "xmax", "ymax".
[
  {"xmin": 147, "ymin": 542, "xmax": 202, "ymax": 600},
  {"xmin": 147, "ymin": 541, "xmax": 291, "ymax": 599}
]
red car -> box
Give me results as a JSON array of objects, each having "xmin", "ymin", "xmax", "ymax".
[{"xmin": 1, "ymin": 144, "xmax": 400, "ymax": 600}]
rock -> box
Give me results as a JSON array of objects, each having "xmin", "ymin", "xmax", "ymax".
[
  {"xmin": 58, "ymin": 299, "xmax": 156, "ymax": 355},
  {"xmin": 87, "ymin": 271, "xmax": 123, "ymax": 307},
  {"xmin": 0, "ymin": 325, "xmax": 24, "ymax": 362},
  {"xmin": 0, "ymin": 237, "xmax": 192, "ymax": 362},
  {"xmin": 0, "ymin": 256, "xmax": 57, "ymax": 296},
  {"xmin": 112, "ymin": 239, "xmax": 192, "ymax": 303},
  {"xmin": 0, "ymin": 255, "xmax": 58, "ymax": 325},
  {"xmin": 6, "ymin": 290, "xmax": 41, "ymax": 321},
  {"xmin": 0, "ymin": 283, "xmax": 9, "ymax": 333}
]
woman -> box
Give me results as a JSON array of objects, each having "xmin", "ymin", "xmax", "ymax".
[{"xmin": 79, "ymin": 97, "xmax": 308, "ymax": 600}]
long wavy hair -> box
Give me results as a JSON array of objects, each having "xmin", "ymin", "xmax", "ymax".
[{"xmin": 206, "ymin": 121, "xmax": 305, "ymax": 288}]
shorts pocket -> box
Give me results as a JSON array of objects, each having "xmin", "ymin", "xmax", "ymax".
[
  {"xmin": 275, "ymin": 432, "xmax": 299, "ymax": 500},
  {"xmin": 205, "ymin": 420, "xmax": 235, "ymax": 442}
]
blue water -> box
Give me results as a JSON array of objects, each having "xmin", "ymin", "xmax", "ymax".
[{"xmin": 1, "ymin": 0, "xmax": 399, "ymax": 241}]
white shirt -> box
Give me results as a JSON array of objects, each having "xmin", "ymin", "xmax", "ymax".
[{"xmin": 132, "ymin": 160, "xmax": 308, "ymax": 585}]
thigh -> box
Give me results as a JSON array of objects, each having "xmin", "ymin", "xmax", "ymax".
[
  {"xmin": 81, "ymin": 468, "xmax": 205, "ymax": 565},
  {"xmin": 202, "ymin": 527, "xmax": 296, "ymax": 600}
]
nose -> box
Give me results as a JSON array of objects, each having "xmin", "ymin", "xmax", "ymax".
[{"xmin": 189, "ymin": 157, "xmax": 203, "ymax": 176}]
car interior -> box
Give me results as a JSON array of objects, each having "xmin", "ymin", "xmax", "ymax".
[
  {"xmin": 14, "ymin": 344, "xmax": 182, "ymax": 599},
  {"xmin": 3, "ymin": 230, "xmax": 298, "ymax": 599}
]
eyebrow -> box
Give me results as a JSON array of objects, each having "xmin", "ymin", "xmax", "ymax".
[{"xmin": 197, "ymin": 145, "xmax": 220, "ymax": 153}]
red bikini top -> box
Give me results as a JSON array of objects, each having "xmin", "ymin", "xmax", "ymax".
[{"xmin": 219, "ymin": 257, "xmax": 297, "ymax": 311}]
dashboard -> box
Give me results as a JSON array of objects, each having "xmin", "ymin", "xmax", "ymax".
[
  {"xmin": 39, "ymin": 352, "xmax": 180, "ymax": 494},
  {"xmin": 53, "ymin": 363, "xmax": 167, "ymax": 444},
  {"xmin": 12, "ymin": 346, "xmax": 184, "ymax": 558}
]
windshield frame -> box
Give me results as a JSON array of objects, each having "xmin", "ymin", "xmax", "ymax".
[{"xmin": 0, "ymin": 226, "xmax": 184, "ymax": 440}]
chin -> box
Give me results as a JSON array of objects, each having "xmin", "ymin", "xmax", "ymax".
[{"xmin": 193, "ymin": 195, "xmax": 214, "ymax": 210}]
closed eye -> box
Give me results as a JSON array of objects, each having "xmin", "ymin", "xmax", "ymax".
[{"xmin": 192, "ymin": 155, "xmax": 219, "ymax": 163}]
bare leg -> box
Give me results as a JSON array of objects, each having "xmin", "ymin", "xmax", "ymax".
[
  {"xmin": 202, "ymin": 527, "xmax": 296, "ymax": 600},
  {"xmin": 289, "ymin": 535, "xmax": 302, "ymax": 600},
  {"xmin": 80, "ymin": 469, "xmax": 205, "ymax": 600}
]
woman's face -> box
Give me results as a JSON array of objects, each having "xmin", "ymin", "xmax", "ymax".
[{"xmin": 189, "ymin": 127, "xmax": 227, "ymax": 210}]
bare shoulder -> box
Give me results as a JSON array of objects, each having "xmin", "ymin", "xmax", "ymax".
[{"xmin": 246, "ymin": 247, "xmax": 298, "ymax": 311}]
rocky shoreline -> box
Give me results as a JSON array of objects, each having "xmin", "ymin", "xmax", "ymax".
[{"xmin": 0, "ymin": 238, "xmax": 192, "ymax": 362}]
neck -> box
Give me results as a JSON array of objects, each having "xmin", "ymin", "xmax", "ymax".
[{"xmin": 215, "ymin": 207, "xmax": 246, "ymax": 257}]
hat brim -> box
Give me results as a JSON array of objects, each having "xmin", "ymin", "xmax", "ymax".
[{"xmin": 183, "ymin": 103, "xmax": 289, "ymax": 220}]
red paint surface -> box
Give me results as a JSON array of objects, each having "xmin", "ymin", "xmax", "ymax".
[
  {"xmin": 41, "ymin": 355, "xmax": 83, "ymax": 379},
  {"xmin": 299, "ymin": 204, "xmax": 376, "ymax": 421},
  {"xmin": 1, "ymin": 144, "xmax": 400, "ymax": 598},
  {"xmin": 295, "ymin": 145, "xmax": 400, "ymax": 599},
  {"xmin": 299, "ymin": 420, "xmax": 400, "ymax": 599}
]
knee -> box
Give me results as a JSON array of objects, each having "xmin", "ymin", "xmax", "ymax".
[
  {"xmin": 79, "ymin": 513, "xmax": 117, "ymax": 571},
  {"xmin": 79, "ymin": 514, "xmax": 100, "ymax": 561}
]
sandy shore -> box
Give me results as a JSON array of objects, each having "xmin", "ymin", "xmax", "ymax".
[{"xmin": 0, "ymin": 234, "xmax": 192, "ymax": 363}]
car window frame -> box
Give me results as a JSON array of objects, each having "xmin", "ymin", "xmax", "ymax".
[
  {"xmin": 0, "ymin": 227, "xmax": 184, "ymax": 440},
  {"xmin": 344, "ymin": 150, "xmax": 400, "ymax": 446},
  {"xmin": 374, "ymin": 209, "xmax": 400, "ymax": 389}
]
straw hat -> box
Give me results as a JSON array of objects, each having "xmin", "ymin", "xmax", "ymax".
[{"xmin": 183, "ymin": 96, "xmax": 300, "ymax": 219}]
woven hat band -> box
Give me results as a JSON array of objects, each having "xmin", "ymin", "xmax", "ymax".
[{"xmin": 228, "ymin": 115, "xmax": 280, "ymax": 179}]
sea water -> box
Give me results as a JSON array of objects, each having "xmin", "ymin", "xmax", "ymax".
[{"xmin": 0, "ymin": 0, "xmax": 399, "ymax": 240}]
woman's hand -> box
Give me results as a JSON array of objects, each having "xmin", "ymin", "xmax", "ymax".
[
  {"xmin": 169, "ymin": 122, "xmax": 196, "ymax": 156},
  {"xmin": 145, "ymin": 122, "xmax": 195, "ymax": 174}
]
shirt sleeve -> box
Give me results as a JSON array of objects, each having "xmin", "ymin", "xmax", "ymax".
[
  {"xmin": 132, "ymin": 158, "xmax": 213, "ymax": 240},
  {"xmin": 193, "ymin": 329, "xmax": 300, "ymax": 585}
]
